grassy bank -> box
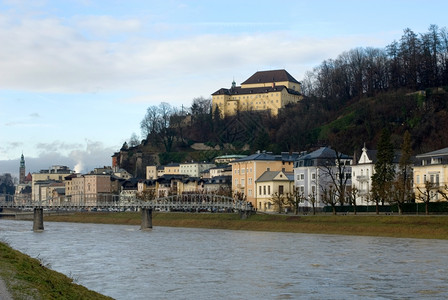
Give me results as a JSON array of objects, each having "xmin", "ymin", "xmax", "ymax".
[
  {"xmin": 44, "ymin": 212, "xmax": 448, "ymax": 240},
  {"xmin": 0, "ymin": 241, "xmax": 112, "ymax": 300}
]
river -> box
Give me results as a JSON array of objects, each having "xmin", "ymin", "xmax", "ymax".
[{"xmin": 1, "ymin": 220, "xmax": 447, "ymax": 299}]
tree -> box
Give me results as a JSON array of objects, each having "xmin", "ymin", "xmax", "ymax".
[
  {"xmin": 137, "ymin": 188, "xmax": 156, "ymax": 202},
  {"xmin": 348, "ymin": 186, "xmax": 359, "ymax": 215},
  {"xmin": 371, "ymin": 129, "xmax": 395, "ymax": 213},
  {"xmin": 271, "ymin": 192, "xmax": 286, "ymax": 213},
  {"xmin": 391, "ymin": 131, "xmax": 413, "ymax": 214},
  {"xmin": 416, "ymin": 180, "xmax": 436, "ymax": 215},
  {"xmin": 321, "ymin": 185, "xmax": 338, "ymax": 215},
  {"xmin": 307, "ymin": 191, "xmax": 318, "ymax": 215},
  {"xmin": 285, "ymin": 188, "xmax": 305, "ymax": 215},
  {"xmin": 318, "ymin": 148, "xmax": 352, "ymax": 209},
  {"xmin": 140, "ymin": 102, "xmax": 176, "ymax": 152},
  {"xmin": 129, "ymin": 133, "xmax": 140, "ymax": 147}
]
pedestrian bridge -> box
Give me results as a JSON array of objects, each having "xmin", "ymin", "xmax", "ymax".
[{"xmin": 0, "ymin": 193, "xmax": 254, "ymax": 231}]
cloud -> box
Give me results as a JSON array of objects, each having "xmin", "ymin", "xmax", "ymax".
[
  {"xmin": 73, "ymin": 15, "xmax": 142, "ymax": 38},
  {"xmin": 0, "ymin": 139, "xmax": 116, "ymax": 178},
  {"xmin": 0, "ymin": 12, "xmax": 390, "ymax": 96}
]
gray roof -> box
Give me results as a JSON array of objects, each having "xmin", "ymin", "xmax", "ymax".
[
  {"xmin": 233, "ymin": 152, "xmax": 279, "ymax": 163},
  {"xmin": 298, "ymin": 147, "xmax": 351, "ymax": 161},
  {"xmin": 256, "ymin": 171, "xmax": 294, "ymax": 183},
  {"xmin": 416, "ymin": 147, "xmax": 448, "ymax": 158},
  {"xmin": 241, "ymin": 70, "xmax": 300, "ymax": 85}
]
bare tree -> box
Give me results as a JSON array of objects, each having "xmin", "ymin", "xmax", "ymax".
[
  {"xmin": 137, "ymin": 188, "xmax": 156, "ymax": 202},
  {"xmin": 416, "ymin": 180, "xmax": 436, "ymax": 215},
  {"xmin": 307, "ymin": 190, "xmax": 318, "ymax": 215},
  {"xmin": 129, "ymin": 132, "xmax": 140, "ymax": 147},
  {"xmin": 348, "ymin": 186, "xmax": 359, "ymax": 215},
  {"xmin": 318, "ymin": 149, "xmax": 352, "ymax": 209},
  {"xmin": 285, "ymin": 188, "xmax": 305, "ymax": 215},
  {"xmin": 321, "ymin": 185, "xmax": 338, "ymax": 215},
  {"xmin": 271, "ymin": 192, "xmax": 286, "ymax": 213},
  {"xmin": 140, "ymin": 102, "xmax": 176, "ymax": 152}
]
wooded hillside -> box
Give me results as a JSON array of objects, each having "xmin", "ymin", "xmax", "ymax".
[{"xmin": 119, "ymin": 25, "xmax": 448, "ymax": 173}]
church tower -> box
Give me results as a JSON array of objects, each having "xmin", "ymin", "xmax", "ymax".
[{"xmin": 19, "ymin": 153, "xmax": 26, "ymax": 184}]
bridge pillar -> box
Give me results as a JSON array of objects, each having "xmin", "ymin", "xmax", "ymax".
[
  {"xmin": 141, "ymin": 208, "xmax": 153, "ymax": 230},
  {"xmin": 33, "ymin": 208, "xmax": 44, "ymax": 232}
]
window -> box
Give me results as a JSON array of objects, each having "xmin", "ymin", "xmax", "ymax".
[
  {"xmin": 279, "ymin": 185, "xmax": 284, "ymax": 195},
  {"xmin": 263, "ymin": 186, "xmax": 266, "ymax": 195},
  {"xmin": 259, "ymin": 186, "xmax": 262, "ymax": 195},
  {"xmin": 242, "ymin": 169, "xmax": 245, "ymax": 174},
  {"xmin": 268, "ymin": 185, "xmax": 271, "ymax": 195},
  {"xmin": 311, "ymin": 173, "xmax": 315, "ymax": 180},
  {"xmin": 300, "ymin": 186, "xmax": 304, "ymax": 193},
  {"xmin": 248, "ymin": 178, "xmax": 252, "ymax": 185},
  {"xmin": 300, "ymin": 174, "xmax": 304, "ymax": 180},
  {"xmin": 416, "ymin": 175, "xmax": 420, "ymax": 184},
  {"xmin": 248, "ymin": 189, "xmax": 252, "ymax": 196},
  {"xmin": 235, "ymin": 179, "xmax": 238, "ymax": 186},
  {"xmin": 241, "ymin": 179, "xmax": 245, "ymax": 186}
]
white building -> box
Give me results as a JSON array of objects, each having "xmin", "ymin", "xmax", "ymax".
[
  {"xmin": 351, "ymin": 146, "xmax": 402, "ymax": 205},
  {"xmin": 294, "ymin": 147, "xmax": 352, "ymax": 208},
  {"xmin": 179, "ymin": 162, "xmax": 216, "ymax": 178}
]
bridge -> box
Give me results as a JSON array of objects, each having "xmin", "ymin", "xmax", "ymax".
[{"xmin": 0, "ymin": 193, "xmax": 254, "ymax": 231}]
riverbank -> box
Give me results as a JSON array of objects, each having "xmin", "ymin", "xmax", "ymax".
[
  {"xmin": 44, "ymin": 212, "xmax": 448, "ymax": 240},
  {"xmin": 0, "ymin": 241, "xmax": 112, "ymax": 299}
]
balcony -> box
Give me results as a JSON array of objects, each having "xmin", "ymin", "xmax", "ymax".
[{"xmin": 356, "ymin": 175, "xmax": 369, "ymax": 182}]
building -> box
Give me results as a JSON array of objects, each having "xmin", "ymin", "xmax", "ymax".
[
  {"xmin": 146, "ymin": 165, "xmax": 158, "ymax": 180},
  {"xmin": 255, "ymin": 170, "xmax": 294, "ymax": 212},
  {"xmin": 351, "ymin": 146, "xmax": 377, "ymax": 205},
  {"xmin": 65, "ymin": 173, "xmax": 120, "ymax": 205},
  {"xmin": 19, "ymin": 153, "xmax": 26, "ymax": 184},
  {"xmin": 31, "ymin": 166, "xmax": 73, "ymax": 201},
  {"xmin": 214, "ymin": 155, "xmax": 248, "ymax": 164},
  {"xmin": 230, "ymin": 151, "xmax": 299, "ymax": 208},
  {"xmin": 294, "ymin": 147, "xmax": 352, "ymax": 208},
  {"xmin": 212, "ymin": 69, "xmax": 302, "ymax": 117},
  {"xmin": 179, "ymin": 162, "xmax": 216, "ymax": 178},
  {"xmin": 164, "ymin": 163, "xmax": 180, "ymax": 175},
  {"xmin": 413, "ymin": 147, "xmax": 448, "ymax": 202},
  {"xmin": 351, "ymin": 145, "xmax": 403, "ymax": 205}
]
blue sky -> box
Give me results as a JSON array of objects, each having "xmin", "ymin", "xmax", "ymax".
[{"xmin": 1, "ymin": 0, "xmax": 447, "ymax": 177}]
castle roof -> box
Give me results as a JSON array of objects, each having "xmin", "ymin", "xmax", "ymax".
[{"xmin": 241, "ymin": 69, "xmax": 300, "ymax": 85}]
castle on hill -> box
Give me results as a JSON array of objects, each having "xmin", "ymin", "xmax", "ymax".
[{"xmin": 212, "ymin": 69, "xmax": 302, "ymax": 117}]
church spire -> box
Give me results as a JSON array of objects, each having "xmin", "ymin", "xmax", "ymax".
[{"xmin": 19, "ymin": 153, "xmax": 26, "ymax": 184}]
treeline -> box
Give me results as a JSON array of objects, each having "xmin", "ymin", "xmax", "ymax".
[
  {"xmin": 302, "ymin": 25, "xmax": 448, "ymax": 107},
  {"xmin": 132, "ymin": 25, "xmax": 448, "ymax": 164}
]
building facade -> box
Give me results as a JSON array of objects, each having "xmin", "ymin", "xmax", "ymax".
[
  {"xmin": 212, "ymin": 69, "xmax": 302, "ymax": 117},
  {"xmin": 294, "ymin": 147, "xmax": 352, "ymax": 208},
  {"xmin": 255, "ymin": 170, "xmax": 294, "ymax": 212},
  {"xmin": 413, "ymin": 147, "xmax": 448, "ymax": 202},
  {"xmin": 230, "ymin": 152, "xmax": 298, "ymax": 208}
]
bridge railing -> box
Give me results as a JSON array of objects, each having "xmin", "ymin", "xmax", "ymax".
[{"xmin": 0, "ymin": 193, "xmax": 254, "ymax": 212}]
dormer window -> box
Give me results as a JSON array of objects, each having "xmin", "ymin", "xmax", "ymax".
[{"xmin": 431, "ymin": 157, "xmax": 442, "ymax": 164}]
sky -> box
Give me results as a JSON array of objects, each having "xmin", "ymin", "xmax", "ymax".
[{"xmin": 1, "ymin": 0, "xmax": 447, "ymax": 178}]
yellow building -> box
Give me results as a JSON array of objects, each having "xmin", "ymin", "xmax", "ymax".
[
  {"xmin": 212, "ymin": 69, "xmax": 302, "ymax": 117},
  {"xmin": 230, "ymin": 152, "xmax": 298, "ymax": 208},
  {"xmin": 255, "ymin": 171, "xmax": 295, "ymax": 212},
  {"xmin": 413, "ymin": 147, "xmax": 448, "ymax": 202}
]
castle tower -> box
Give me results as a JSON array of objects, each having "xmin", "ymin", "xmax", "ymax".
[{"xmin": 19, "ymin": 153, "xmax": 26, "ymax": 184}]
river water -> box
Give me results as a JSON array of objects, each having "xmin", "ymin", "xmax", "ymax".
[{"xmin": 1, "ymin": 220, "xmax": 447, "ymax": 299}]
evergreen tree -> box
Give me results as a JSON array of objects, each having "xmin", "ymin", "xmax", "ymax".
[
  {"xmin": 391, "ymin": 130, "xmax": 413, "ymax": 214},
  {"xmin": 371, "ymin": 129, "xmax": 395, "ymax": 213}
]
